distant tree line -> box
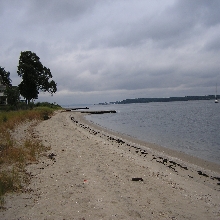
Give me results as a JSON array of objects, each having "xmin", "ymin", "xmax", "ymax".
[{"xmin": 115, "ymin": 95, "xmax": 219, "ymax": 104}]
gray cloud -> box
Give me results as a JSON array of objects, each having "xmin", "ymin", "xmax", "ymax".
[{"xmin": 0, "ymin": 0, "xmax": 220, "ymax": 105}]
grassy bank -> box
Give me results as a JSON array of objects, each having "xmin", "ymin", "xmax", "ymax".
[{"xmin": 0, "ymin": 106, "xmax": 60, "ymax": 207}]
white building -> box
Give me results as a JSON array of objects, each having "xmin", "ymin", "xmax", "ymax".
[{"xmin": 0, "ymin": 75, "xmax": 7, "ymax": 105}]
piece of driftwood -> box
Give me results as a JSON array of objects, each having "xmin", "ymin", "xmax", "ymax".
[{"xmin": 132, "ymin": 178, "xmax": 143, "ymax": 181}]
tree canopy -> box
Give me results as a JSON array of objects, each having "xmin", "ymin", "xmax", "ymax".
[
  {"xmin": 0, "ymin": 66, "xmax": 12, "ymax": 86},
  {"xmin": 17, "ymin": 51, "xmax": 57, "ymax": 104}
]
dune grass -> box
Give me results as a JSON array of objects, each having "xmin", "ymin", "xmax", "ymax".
[{"xmin": 0, "ymin": 107, "xmax": 56, "ymax": 207}]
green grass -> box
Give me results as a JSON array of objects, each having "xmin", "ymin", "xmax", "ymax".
[{"xmin": 0, "ymin": 106, "xmax": 58, "ymax": 207}]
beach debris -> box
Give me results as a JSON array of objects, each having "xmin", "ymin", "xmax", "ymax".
[
  {"xmin": 151, "ymin": 155, "xmax": 189, "ymax": 172},
  {"xmin": 211, "ymin": 176, "xmax": 220, "ymax": 185},
  {"xmin": 132, "ymin": 178, "xmax": 143, "ymax": 181},
  {"xmin": 197, "ymin": 171, "xmax": 209, "ymax": 177},
  {"xmin": 211, "ymin": 176, "xmax": 220, "ymax": 181},
  {"xmin": 178, "ymin": 164, "xmax": 188, "ymax": 170},
  {"xmin": 141, "ymin": 150, "xmax": 148, "ymax": 155},
  {"xmin": 48, "ymin": 152, "xmax": 56, "ymax": 161}
]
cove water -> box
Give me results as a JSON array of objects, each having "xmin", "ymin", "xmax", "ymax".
[
  {"xmin": 85, "ymin": 101, "xmax": 220, "ymax": 165},
  {"xmin": 86, "ymin": 100, "xmax": 220, "ymax": 164}
]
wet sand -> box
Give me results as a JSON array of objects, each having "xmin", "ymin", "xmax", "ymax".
[{"xmin": 1, "ymin": 111, "xmax": 220, "ymax": 219}]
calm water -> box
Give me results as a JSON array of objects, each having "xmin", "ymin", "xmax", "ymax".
[{"xmin": 85, "ymin": 101, "xmax": 220, "ymax": 165}]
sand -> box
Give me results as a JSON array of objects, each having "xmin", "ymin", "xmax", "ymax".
[{"xmin": 1, "ymin": 111, "xmax": 220, "ymax": 219}]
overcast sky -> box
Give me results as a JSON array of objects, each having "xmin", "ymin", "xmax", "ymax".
[{"xmin": 1, "ymin": 0, "xmax": 220, "ymax": 105}]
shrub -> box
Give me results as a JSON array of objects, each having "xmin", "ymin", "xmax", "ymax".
[{"xmin": 0, "ymin": 107, "xmax": 54, "ymax": 206}]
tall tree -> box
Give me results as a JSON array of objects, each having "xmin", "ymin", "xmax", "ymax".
[
  {"xmin": 17, "ymin": 51, "xmax": 57, "ymax": 104},
  {"xmin": 0, "ymin": 66, "xmax": 12, "ymax": 86}
]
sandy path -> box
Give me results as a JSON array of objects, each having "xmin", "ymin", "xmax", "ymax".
[{"xmin": 1, "ymin": 111, "xmax": 220, "ymax": 219}]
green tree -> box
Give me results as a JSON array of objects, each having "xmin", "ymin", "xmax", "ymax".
[
  {"xmin": 0, "ymin": 66, "xmax": 12, "ymax": 86},
  {"xmin": 17, "ymin": 51, "xmax": 57, "ymax": 104}
]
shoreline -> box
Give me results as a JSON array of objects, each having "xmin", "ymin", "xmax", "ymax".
[
  {"xmin": 81, "ymin": 101, "xmax": 220, "ymax": 166},
  {"xmin": 1, "ymin": 111, "xmax": 220, "ymax": 219},
  {"xmin": 79, "ymin": 112, "xmax": 220, "ymax": 174},
  {"xmin": 74, "ymin": 112, "xmax": 220, "ymax": 191}
]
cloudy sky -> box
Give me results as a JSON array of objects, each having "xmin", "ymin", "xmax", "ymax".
[{"xmin": 1, "ymin": 0, "xmax": 220, "ymax": 105}]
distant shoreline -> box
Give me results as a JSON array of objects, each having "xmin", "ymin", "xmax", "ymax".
[{"xmin": 98, "ymin": 95, "xmax": 219, "ymax": 105}]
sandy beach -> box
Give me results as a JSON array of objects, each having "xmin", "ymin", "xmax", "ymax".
[{"xmin": 1, "ymin": 111, "xmax": 220, "ymax": 219}]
